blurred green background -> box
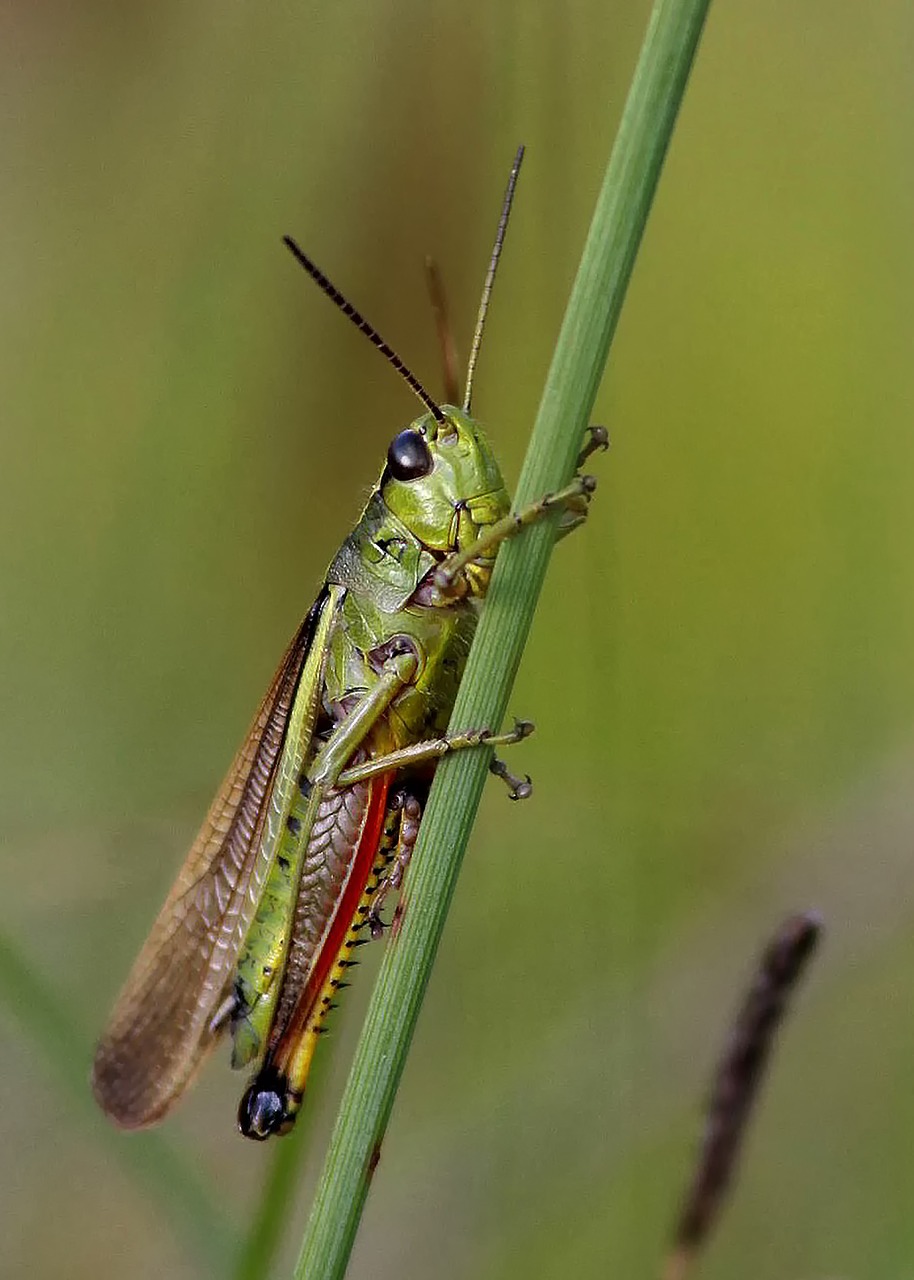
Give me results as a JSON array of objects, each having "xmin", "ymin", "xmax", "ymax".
[{"xmin": 3, "ymin": 1, "xmax": 914, "ymax": 1277}]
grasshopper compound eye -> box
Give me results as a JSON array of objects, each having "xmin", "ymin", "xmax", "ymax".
[{"xmin": 386, "ymin": 429, "xmax": 433, "ymax": 481}]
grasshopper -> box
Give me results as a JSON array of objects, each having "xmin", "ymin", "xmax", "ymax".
[{"xmin": 92, "ymin": 147, "xmax": 604, "ymax": 1139}]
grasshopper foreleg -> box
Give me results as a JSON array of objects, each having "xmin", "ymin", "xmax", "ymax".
[
  {"xmin": 432, "ymin": 424, "xmax": 605, "ymax": 599},
  {"xmin": 576, "ymin": 424, "xmax": 609, "ymax": 469},
  {"xmin": 433, "ymin": 476, "xmax": 596, "ymax": 597},
  {"xmin": 555, "ymin": 426, "xmax": 608, "ymax": 540}
]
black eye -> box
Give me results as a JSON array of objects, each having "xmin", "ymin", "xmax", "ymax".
[{"xmin": 386, "ymin": 429, "xmax": 432, "ymax": 481}]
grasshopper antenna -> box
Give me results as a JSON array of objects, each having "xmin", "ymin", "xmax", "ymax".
[
  {"xmin": 462, "ymin": 143, "xmax": 524, "ymax": 414},
  {"xmin": 424, "ymin": 255, "xmax": 461, "ymax": 405},
  {"xmin": 283, "ymin": 236, "xmax": 445, "ymax": 424}
]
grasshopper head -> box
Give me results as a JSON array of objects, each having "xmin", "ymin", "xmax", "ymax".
[{"xmin": 380, "ymin": 406, "xmax": 510, "ymax": 560}]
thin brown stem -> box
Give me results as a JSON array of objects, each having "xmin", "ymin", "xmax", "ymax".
[{"xmin": 666, "ymin": 911, "xmax": 823, "ymax": 1278}]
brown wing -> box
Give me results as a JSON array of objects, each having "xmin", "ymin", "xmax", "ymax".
[{"xmin": 92, "ymin": 594, "xmax": 328, "ymax": 1129}]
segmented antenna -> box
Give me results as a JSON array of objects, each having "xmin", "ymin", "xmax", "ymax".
[
  {"xmin": 462, "ymin": 144, "xmax": 525, "ymax": 413},
  {"xmin": 282, "ymin": 236, "xmax": 445, "ymax": 423}
]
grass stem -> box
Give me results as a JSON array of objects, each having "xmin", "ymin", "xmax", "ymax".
[{"xmin": 292, "ymin": 0, "xmax": 713, "ymax": 1275}]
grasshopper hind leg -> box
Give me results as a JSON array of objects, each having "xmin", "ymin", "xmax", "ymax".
[
  {"xmin": 238, "ymin": 782, "xmax": 426, "ymax": 1138},
  {"xmin": 367, "ymin": 784, "xmax": 426, "ymax": 939}
]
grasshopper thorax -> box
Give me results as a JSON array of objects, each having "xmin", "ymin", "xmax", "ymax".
[{"xmin": 380, "ymin": 405, "xmax": 510, "ymax": 561}]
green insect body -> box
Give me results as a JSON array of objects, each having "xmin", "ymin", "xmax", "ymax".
[
  {"xmin": 91, "ymin": 147, "xmax": 603, "ymax": 1140},
  {"xmin": 229, "ymin": 408, "xmax": 508, "ymax": 1083},
  {"xmin": 233, "ymin": 406, "xmax": 516, "ymax": 1137}
]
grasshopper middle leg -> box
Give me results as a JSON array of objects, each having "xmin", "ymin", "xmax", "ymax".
[{"xmin": 335, "ymin": 718, "xmax": 534, "ymax": 788}]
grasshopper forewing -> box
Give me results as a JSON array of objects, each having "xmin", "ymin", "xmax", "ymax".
[
  {"xmin": 92, "ymin": 146, "xmax": 603, "ymax": 1139},
  {"xmin": 91, "ymin": 600, "xmax": 327, "ymax": 1127}
]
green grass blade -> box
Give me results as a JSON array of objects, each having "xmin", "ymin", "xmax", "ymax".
[
  {"xmin": 233, "ymin": 1045, "xmax": 335, "ymax": 1280},
  {"xmin": 234, "ymin": 1121, "xmax": 308, "ymax": 1280},
  {"xmin": 0, "ymin": 931, "xmax": 238, "ymax": 1275},
  {"xmin": 294, "ymin": 0, "xmax": 713, "ymax": 1275}
]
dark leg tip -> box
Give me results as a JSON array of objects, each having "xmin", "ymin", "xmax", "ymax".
[
  {"xmin": 509, "ymin": 775, "xmax": 533, "ymax": 801},
  {"xmin": 238, "ymin": 1069, "xmax": 295, "ymax": 1140},
  {"xmin": 589, "ymin": 425, "xmax": 610, "ymax": 451},
  {"xmin": 576, "ymin": 425, "xmax": 610, "ymax": 468}
]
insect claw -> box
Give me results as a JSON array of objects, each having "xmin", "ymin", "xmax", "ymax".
[
  {"xmin": 576, "ymin": 424, "xmax": 609, "ymax": 468},
  {"xmin": 512, "ymin": 718, "xmax": 535, "ymax": 740},
  {"xmin": 489, "ymin": 755, "xmax": 533, "ymax": 800},
  {"xmin": 510, "ymin": 774, "xmax": 533, "ymax": 801}
]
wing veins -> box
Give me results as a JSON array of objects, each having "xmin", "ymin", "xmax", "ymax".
[{"xmin": 92, "ymin": 594, "xmax": 329, "ymax": 1128}]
